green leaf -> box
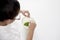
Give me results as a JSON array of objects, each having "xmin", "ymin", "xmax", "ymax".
[{"xmin": 24, "ymin": 22, "xmax": 29, "ymax": 27}]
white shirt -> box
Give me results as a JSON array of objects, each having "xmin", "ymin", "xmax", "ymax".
[{"xmin": 0, "ymin": 20, "xmax": 23, "ymax": 40}]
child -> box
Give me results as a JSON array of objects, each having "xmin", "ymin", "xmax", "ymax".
[{"xmin": 0, "ymin": 0, "xmax": 36, "ymax": 40}]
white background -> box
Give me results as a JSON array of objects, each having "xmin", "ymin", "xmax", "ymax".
[{"xmin": 18, "ymin": 0, "xmax": 60, "ymax": 40}]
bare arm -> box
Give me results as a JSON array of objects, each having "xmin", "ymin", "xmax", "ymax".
[
  {"xmin": 26, "ymin": 29, "xmax": 34, "ymax": 40},
  {"xmin": 26, "ymin": 22, "xmax": 36, "ymax": 40}
]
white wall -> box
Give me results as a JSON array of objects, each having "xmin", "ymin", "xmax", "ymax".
[{"xmin": 18, "ymin": 0, "xmax": 60, "ymax": 40}]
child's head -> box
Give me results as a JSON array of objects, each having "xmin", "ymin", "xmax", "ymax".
[{"xmin": 0, "ymin": 0, "xmax": 20, "ymax": 22}]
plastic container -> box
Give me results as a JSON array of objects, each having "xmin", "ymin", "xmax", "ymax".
[
  {"xmin": 22, "ymin": 17, "xmax": 35, "ymax": 29},
  {"xmin": 21, "ymin": 17, "xmax": 35, "ymax": 40}
]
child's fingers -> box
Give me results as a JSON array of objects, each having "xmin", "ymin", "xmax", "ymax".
[
  {"xmin": 29, "ymin": 20, "xmax": 36, "ymax": 29},
  {"xmin": 24, "ymin": 11, "xmax": 30, "ymax": 17},
  {"xmin": 20, "ymin": 10, "xmax": 30, "ymax": 17}
]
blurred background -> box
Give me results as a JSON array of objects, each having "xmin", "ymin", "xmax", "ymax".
[{"xmin": 18, "ymin": 0, "xmax": 60, "ymax": 40}]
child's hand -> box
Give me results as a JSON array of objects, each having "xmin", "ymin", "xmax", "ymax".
[
  {"xmin": 20, "ymin": 10, "xmax": 30, "ymax": 17},
  {"xmin": 29, "ymin": 21, "xmax": 36, "ymax": 30}
]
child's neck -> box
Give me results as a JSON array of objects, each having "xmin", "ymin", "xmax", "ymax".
[
  {"xmin": 0, "ymin": 20, "xmax": 14, "ymax": 26},
  {"xmin": 0, "ymin": 22, "xmax": 7, "ymax": 26}
]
